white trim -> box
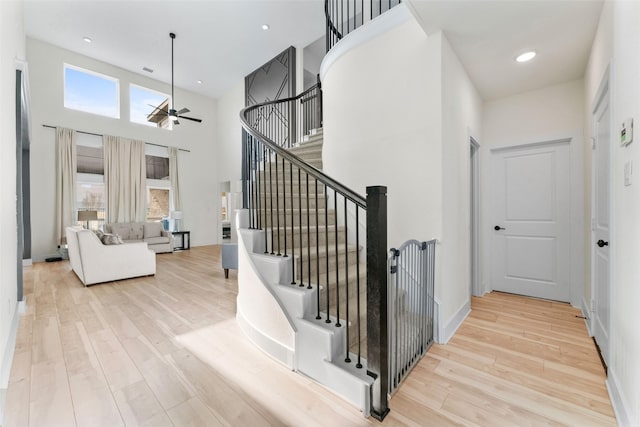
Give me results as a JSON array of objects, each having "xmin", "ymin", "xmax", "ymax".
[
  {"xmin": 319, "ymin": 3, "xmax": 413, "ymax": 81},
  {"xmin": 489, "ymin": 136, "xmax": 571, "ymax": 153},
  {"xmin": 236, "ymin": 309, "xmax": 295, "ymax": 370},
  {"xmin": 469, "ymin": 135, "xmax": 481, "ymax": 297},
  {"xmin": 0, "ymin": 302, "xmax": 21, "ymax": 389},
  {"xmin": 606, "ymin": 368, "xmax": 632, "ymax": 427},
  {"xmin": 581, "ymin": 296, "xmax": 593, "ymax": 336},
  {"xmin": 440, "ymin": 301, "xmax": 471, "ymax": 344}
]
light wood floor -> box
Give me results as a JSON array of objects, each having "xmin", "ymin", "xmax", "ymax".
[{"xmin": 3, "ymin": 246, "xmax": 616, "ymax": 426}]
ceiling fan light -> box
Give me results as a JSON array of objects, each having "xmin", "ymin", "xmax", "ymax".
[
  {"xmin": 170, "ymin": 115, "xmax": 179, "ymax": 122},
  {"xmin": 516, "ymin": 51, "xmax": 536, "ymax": 63}
]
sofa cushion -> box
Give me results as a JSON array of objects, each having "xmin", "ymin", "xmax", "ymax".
[
  {"xmin": 130, "ymin": 223, "xmax": 144, "ymax": 240},
  {"xmin": 144, "ymin": 236, "xmax": 171, "ymax": 245},
  {"xmin": 144, "ymin": 222, "xmax": 163, "ymax": 238},
  {"xmin": 101, "ymin": 233, "xmax": 124, "ymax": 245},
  {"xmin": 109, "ymin": 223, "xmax": 132, "ymax": 240}
]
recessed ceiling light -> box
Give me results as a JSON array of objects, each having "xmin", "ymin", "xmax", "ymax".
[
  {"xmin": 516, "ymin": 51, "xmax": 536, "ymax": 63},
  {"xmin": 261, "ymin": 24, "xmax": 270, "ymax": 30},
  {"xmin": 197, "ymin": 80, "xmax": 203, "ymax": 84},
  {"xmin": 83, "ymin": 37, "xmax": 92, "ymax": 43}
]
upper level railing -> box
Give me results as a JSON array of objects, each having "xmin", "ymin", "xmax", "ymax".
[
  {"xmin": 240, "ymin": 84, "xmax": 391, "ymax": 420},
  {"xmin": 325, "ymin": 0, "xmax": 402, "ymax": 51}
]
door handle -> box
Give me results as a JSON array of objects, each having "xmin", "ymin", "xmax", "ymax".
[
  {"xmin": 597, "ymin": 239, "xmax": 609, "ymax": 248},
  {"xmin": 494, "ymin": 225, "xmax": 506, "ymax": 231}
]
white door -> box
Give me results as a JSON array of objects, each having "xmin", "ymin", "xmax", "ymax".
[
  {"xmin": 491, "ymin": 142, "xmax": 571, "ymax": 302},
  {"xmin": 592, "ymin": 87, "xmax": 611, "ymax": 366}
]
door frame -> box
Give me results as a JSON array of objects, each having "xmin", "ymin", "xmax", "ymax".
[
  {"xmin": 589, "ymin": 64, "xmax": 614, "ymax": 353},
  {"xmin": 469, "ymin": 137, "xmax": 480, "ymax": 297},
  {"xmin": 486, "ymin": 131, "xmax": 584, "ymax": 307}
]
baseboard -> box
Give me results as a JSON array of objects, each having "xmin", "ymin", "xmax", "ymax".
[
  {"xmin": 606, "ymin": 368, "xmax": 633, "ymax": 427},
  {"xmin": 236, "ymin": 309, "xmax": 295, "ymax": 370},
  {"xmin": 22, "ymin": 259, "xmax": 32, "ymax": 267},
  {"xmin": 581, "ymin": 296, "xmax": 593, "ymax": 336},
  {"xmin": 0, "ymin": 300, "xmax": 22, "ymax": 425},
  {"xmin": 439, "ymin": 301, "xmax": 471, "ymax": 344},
  {"xmin": 0, "ymin": 301, "xmax": 21, "ymax": 390}
]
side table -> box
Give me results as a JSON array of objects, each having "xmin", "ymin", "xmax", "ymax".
[{"xmin": 171, "ymin": 231, "xmax": 191, "ymax": 251}]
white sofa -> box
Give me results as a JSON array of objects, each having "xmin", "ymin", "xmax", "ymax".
[
  {"xmin": 66, "ymin": 226, "xmax": 156, "ymax": 286},
  {"xmin": 104, "ymin": 222, "xmax": 173, "ymax": 253}
]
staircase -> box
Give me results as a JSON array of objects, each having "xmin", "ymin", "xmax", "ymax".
[
  {"xmin": 237, "ymin": 123, "xmax": 375, "ymax": 414},
  {"xmin": 281, "ymin": 130, "xmax": 368, "ymax": 357},
  {"xmin": 238, "ymin": 78, "xmax": 393, "ymax": 418}
]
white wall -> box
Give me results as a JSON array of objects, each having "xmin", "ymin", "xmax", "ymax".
[
  {"xmin": 0, "ymin": 0, "xmax": 25, "ymax": 392},
  {"xmin": 27, "ymin": 38, "xmax": 219, "ymax": 258},
  {"xmin": 482, "ymin": 80, "xmax": 585, "ymax": 307},
  {"xmin": 322, "ymin": 19, "xmax": 443, "ymax": 246},
  {"xmin": 322, "ymin": 12, "xmax": 485, "ymax": 334},
  {"xmin": 591, "ymin": 2, "xmax": 640, "ymax": 425},
  {"xmin": 440, "ymin": 35, "xmax": 483, "ymax": 330},
  {"xmin": 216, "ymin": 80, "xmax": 244, "ymax": 185}
]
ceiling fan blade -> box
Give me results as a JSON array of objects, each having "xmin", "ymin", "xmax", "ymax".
[
  {"xmin": 176, "ymin": 107, "xmax": 190, "ymax": 115},
  {"xmin": 177, "ymin": 115, "xmax": 202, "ymax": 123}
]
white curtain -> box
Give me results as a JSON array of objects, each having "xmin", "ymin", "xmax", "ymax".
[
  {"xmin": 56, "ymin": 127, "xmax": 77, "ymax": 245},
  {"xmin": 104, "ymin": 135, "xmax": 147, "ymax": 223},
  {"xmin": 168, "ymin": 146, "xmax": 181, "ymax": 211}
]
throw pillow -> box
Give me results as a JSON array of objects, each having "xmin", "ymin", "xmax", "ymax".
[
  {"xmin": 101, "ymin": 233, "xmax": 124, "ymax": 245},
  {"xmin": 94, "ymin": 229, "xmax": 104, "ymax": 240}
]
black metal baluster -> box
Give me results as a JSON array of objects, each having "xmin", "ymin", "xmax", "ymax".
[
  {"xmin": 335, "ymin": 190, "xmax": 341, "ymax": 327},
  {"xmin": 263, "ymin": 145, "xmax": 268, "ymax": 253},
  {"xmin": 315, "ymin": 179, "xmax": 321, "ymax": 320},
  {"xmin": 275, "ymin": 153, "xmax": 281, "ymax": 256},
  {"xmin": 344, "ymin": 196, "xmax": 350, "ymax": 362},
  {"xmin": 355, "ymin": 206, "xmax": 362, "ymax": 368},
  {"xmin": 282, "ymin": 156, "xmax": 288, "ymax": 258},
  {"xmin": 249, "ymin": 137, "xmax": 255, "ymax": 229},
  {"xmin": 290, "ymin": 163, "xmax": 296, "ymax": 285},
  {"xmin": 306, "ymin": 174, "xmax": 311, "ymax": 289},
  {"xmin": 256, "ymin": 141, "xmax": 261, "ymax": 230},
  {"xmin": 298, "ymin": 168, "xmax": 304, "ymax": 286},
  {"xmin": 325, "ymin": 184, "xmax": 330, "ymax": 323},
  {"xmin": 269, "ymin": 149, "xmax": 274, "ymax": 255}
]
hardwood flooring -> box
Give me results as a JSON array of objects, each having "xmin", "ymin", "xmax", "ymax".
[{"xmin": 3, "ymin": 246, "xmax": 616, "ymax": 426}]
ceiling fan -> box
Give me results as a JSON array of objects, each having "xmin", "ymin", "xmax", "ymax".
[{"xmin": 148, "ymin": 32, "xmax": 202, "ymax": 125}]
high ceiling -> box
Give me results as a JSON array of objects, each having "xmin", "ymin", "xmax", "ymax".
[
  {"xmin": 406, "ymin": 0, "xmax": 604, "ymax": 100},
  {"xmin": 24, "ymin": 0, "xmax": 326, "ymax": 99},
  {"xmin": 24, "ymin": 0, "xmax": 604, "ymax": 102}
]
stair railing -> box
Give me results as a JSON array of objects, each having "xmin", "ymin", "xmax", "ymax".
[
  {"xmin": 325, "ymin": 0, "xmax": 402, "ymax": 51},
  {"xmin": 240, "ymin": 85, "xmax": 390, "ymax": 420}
]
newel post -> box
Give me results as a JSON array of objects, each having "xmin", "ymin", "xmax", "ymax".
[{"xmin": 366, "ymin": 185, "xmax": 389, "ymax": 420}]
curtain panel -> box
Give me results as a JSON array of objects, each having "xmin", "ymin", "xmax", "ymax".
[
  {"xmin": 168, "ymin": 146, "xmax": 181, "ymax": 211},
  {"xmin": 104, "ymin": 135, "xmax": 147, "ymax": 223},
  {"xmin": 55, "ymin": 127, "xmax": 77, "ymax": 245}
]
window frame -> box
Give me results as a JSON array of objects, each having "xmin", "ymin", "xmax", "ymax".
[
  {"xmin": 63, "ymin": 63, "xmax": 121, "ymax": 119},
  {"xmin": 129, "ymin": 83, "xmax": 172, "ymax": 130}
]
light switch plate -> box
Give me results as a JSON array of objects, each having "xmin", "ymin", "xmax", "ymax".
[
  {"xmin": 624, "ymin": 161, "xmax": 633, "ymax": 186},
  {"xmin": 621, "ymin": 118, "xmax": 633, "ymax": 146}
]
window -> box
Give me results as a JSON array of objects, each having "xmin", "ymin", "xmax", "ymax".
[
  {"xmin": 64, "ymin": 64, "xmax": 119, "ymax": 118},
  {"xmin": 147, "ymin": 187, "xmax": 171, "ymax": 221},
  {"xmin": 77, "ymin": 145, "xmax": 104, "ymax": 175},
  {"xmin": 76, "ymin": 177, "xmax": 105, "ymax": 230},
  {"xmin": 146, "ymin": 155, "xmax": 170, "ymax": 180},
  {"xmin": 130, "ymin": 84, "xmax": 171, "ymax": 129}
]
